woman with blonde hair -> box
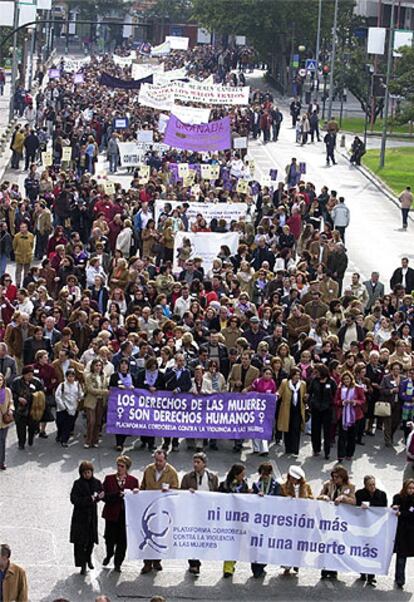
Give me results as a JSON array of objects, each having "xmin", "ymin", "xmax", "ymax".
[
  {"xmin": 83, "ymin": 358, "xmax": 109, "ymax": 448},
  {"xmin": 277, "ymin": 342, "xmax": 296, "ymax": 374},
  {"xmin": 236, "ymin": 260, "xmax": 255, "ymax": 297},
  {"xmin": 109, "ymin": 258, "xmax": 129, "ymax": 291}
]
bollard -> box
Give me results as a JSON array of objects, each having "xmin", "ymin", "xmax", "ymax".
[{"xmin": 340, "ymin": 134, "xmax": 346, "ymax": 147}]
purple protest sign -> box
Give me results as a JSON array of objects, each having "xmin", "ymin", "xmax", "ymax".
[
  {"xmin": 73, "ymin": 73, "xmax": 84, "ymax": 84},
  {"xmin": 48, "ymin": 69, "xmax": 60, "ymax": 79},
  {"xmin": 299, "ymin": 162, "xmax": 306, "ymax": 174},
  {"xmin": 106, "ymin": 387, "xmax": 276, "ymax": 440},
  {"xmin": 164, "ymin": 115, "xmax": 232, "ymax": 152},
  {"xmin": 0, "ymin": 389, "xmax": 5, "ymax": 405},
  {"xmin": 269, "ymin": 169, "xmax": 278, "ymax": 181}
]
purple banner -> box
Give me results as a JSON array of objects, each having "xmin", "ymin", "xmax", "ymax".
[
  {"xmin": 164, "ymin": 115, "xmax": 232, "ymax": 152},
  {"xmin": 106, "ymin": 387, "xmax": 276, "ymax": 440},
  {"xmin": 99, "ymin": 72, "xmax": 153, "ymax": 90}
]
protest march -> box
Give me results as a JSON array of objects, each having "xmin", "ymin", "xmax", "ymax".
[{"xmin": 0, "ymin": 23, "xmax": 413, "ymax": 602}]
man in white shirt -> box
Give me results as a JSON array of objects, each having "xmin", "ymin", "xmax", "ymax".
[{"xmin": 173, "ymin": 285, "xmax": 191, "ymax": 318}]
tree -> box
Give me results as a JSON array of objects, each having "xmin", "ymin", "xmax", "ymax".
[
  {"xmin": 190, "ymin": 0, "xmax": 355, "ymax": 92},
  {"xmin": 65, "ymin": 0, "xmax": 130, "ymax": 21},
  {"xmin": 389, "ymin": 45, "xmax": 414, "ymax": 124}
]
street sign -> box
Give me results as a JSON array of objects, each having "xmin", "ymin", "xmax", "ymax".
[{"xmin": 305, "ymin": 59, "xmax": 318, "ymax": 71}]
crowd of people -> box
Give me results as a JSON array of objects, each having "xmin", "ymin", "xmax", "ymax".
[{"xmin": 0, "ymin": 39, "xmax": 414, "ymax": 600}]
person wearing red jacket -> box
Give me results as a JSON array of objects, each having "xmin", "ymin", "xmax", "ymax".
[
  {"xmin": 335, "ymin": 371, "xmax": 366, "ymax": 462},
  {"xmin": 102, "ymin": 456, "xmax": 139, "ymax": 572}
]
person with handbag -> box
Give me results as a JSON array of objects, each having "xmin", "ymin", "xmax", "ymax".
[
  {"xmin": 84, "ymin": 358, "xmax": 109, "ymax": 449},
  {"xmin": 334, "ymin": 371, "xmax": 365, "ymax": 462},
  {"xmin": 399, "ymin": 367, "xmax": 414, "ymax": 442},
  {"xmin": 55, "ymin": 368, "xmax": 83, "ymax": 448},
  {"xmin": 380, "ymin": 361, "xmax": 403, "ymax": 448},
  {"xmin": 10, "ymin": 365, "xmax": 43, "ymax": 450},
  {"xmin": 0, "ymin": 372, "xmax": 14, "ymax": 470}
]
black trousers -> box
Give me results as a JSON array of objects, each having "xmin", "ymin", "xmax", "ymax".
[
  {"xmin": 326, "ymin": 147, "xmax": 336, "ymax": 164},
  {"xmin": 311, "ymin": 408, "xmax": 332, "ymax": 456},
  {"xmin": 105, "ymin": 517, "xmax": 127, "ymax": 568},
  {"xmin": 74, "ymin": 542, "xmax": 94, "ymax": 568},
  {"xmin": 251, "ymin": 562, "xmax": 266, "ymax": 576},
  {"xmin": 15, "ymin": 415, "xmax": 37, "ymax": 448},
  {"xmin": 163, "ymin": 437, "xmax": 179, "ymax": 448},
  {"xmin": 56, "ymin": 410, "xmax": 76, "ymax": 443},
  {"xmin": 116, "ymin": 435, "xmax": 128, "ymax": 447},
  {"xmin": 402, "ymin": 208, "xmax": 409, "ymax": 228},
  {"xmin": 141, "ymin": 436, "xmax": 155, "ymax": 449},
  {"xmin": 335, "ymin": 225, "xmax": 346, "ymax": 243},
  {"xmin": 338, "ymin": 422, "xmax": 356, "ymax": 459},
  {"xmin": 284, "ymin": 403, "xmax": 301, "ymax": 455}
]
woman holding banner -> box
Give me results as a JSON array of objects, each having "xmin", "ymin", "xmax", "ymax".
[
  {"xmin": 392, "ymin": 478, "xmax": 414, "ymax": 589},
  {"xmin": 251, "ymin": 462, "xmax": 282, "ymax": 578},
  {"xmin": 318, "ymin": 465, "xmax": 356, "ymax": 580},
  {"xmin": 109, "ymin": 359, "xmax": 138, "ymax": 452},
  {"xmin": 219, "ymin": 464, "xmax": 250, "ymax": 578},
  {"xmin": 280, "ymin": 465, "xmax": 313, "ymax": 575},
  {"xmin": 102, "ymin": 455, "xmax": 139, "ymax": 572}
]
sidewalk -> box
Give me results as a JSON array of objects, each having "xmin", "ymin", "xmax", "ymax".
[{"xmin": 246, "ymin": 70, "xmax": 412, "ymax": 286}]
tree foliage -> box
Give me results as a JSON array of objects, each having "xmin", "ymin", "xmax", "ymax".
[
  {"xmin": 143, "ymin": 0, "xmax": 193, "ymax": 22},
  {"xmin": 389, "ymin": 46, "xmax": 414, "ymax": 123},
  {"xmin": 65, "ymin": 0, "xmax": 130, "ymax": 20},
  {"xmin": 191, "ymin": 0, "xmax": 355, "ymax": 90}
]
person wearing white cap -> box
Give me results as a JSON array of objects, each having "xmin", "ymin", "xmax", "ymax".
[{"xmin": 280, "ymin": 465, "xmax": 313, "ymax": 575}]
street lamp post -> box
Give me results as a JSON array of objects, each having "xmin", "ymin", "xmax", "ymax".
[
  {"xmin": 315, "ymin": 0, "xmax": 322, "ymax": 97},
  {"xmin": 327, "ymin": 0, "xmax": 339, "ymax": 120},
  {"xmin": 379, "ymin": 0, "xmax": 396, "ymax": 168},
  {"xmin": 9, "ymin": 0, "xmax": 20, "ymax": 122}
]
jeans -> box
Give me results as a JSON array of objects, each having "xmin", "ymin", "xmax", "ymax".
[
  {"xmin": 0, "ymin": 254, "xmax": 7, "ymax": 278},
  {"xmin": 35, "ymin": 231, "xmax": 49, "ymax": 259},
  {"xmin": 402, "ymin": 208, "xmax": 409, "ymax": 228},
  {"xmin": 108, "ymin": 155, "xmax": 118, "ymax": 173},
  {"xmin": 395, "ymin": 555, "xmax": 406, "ymax": 585}
]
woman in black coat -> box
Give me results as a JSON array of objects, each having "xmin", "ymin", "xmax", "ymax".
[
  {"xmin": 109, "ymin": 359, "xmax": 139, "ymax": 451},
  {"xmin": 392, "ymin": 478, "xmax": 414, "ymax": 589},
  {"xmin": 70, "ymin": 460, "xmax": 103, "ymax": 575},
  {"xmin": 136, "ymin": 356, "xmax": 165, "ymax": 451}
]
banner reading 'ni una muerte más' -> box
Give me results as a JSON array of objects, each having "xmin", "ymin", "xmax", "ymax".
[
  {"xmin": 106, "ymin": 388, "xmax": 276, "ymax": 440},
  {"xmin": 125, "ymin": 491, "xmax": 397, "ymax": 575}
]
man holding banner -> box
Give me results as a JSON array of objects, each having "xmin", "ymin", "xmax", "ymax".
[
  {"xmin": 180, "ymin": 452, "xmax": 219, "ymax": 575},
  {"xmin": 140, "ymin": 449, "xmax": 179, "ymax": 574}
]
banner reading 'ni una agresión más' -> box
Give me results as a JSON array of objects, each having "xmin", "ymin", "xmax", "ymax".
[
  {"xmin": 125, "ymin": 491, "xmax": 397, "ymax": 575},
  {"xmin": 106, "ymin": 388, "xmax": 276, "ymax": 440}
]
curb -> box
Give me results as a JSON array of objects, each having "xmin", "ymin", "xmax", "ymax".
[{"xmin": 337, "ymin": 146, "xmax": 414, "ymax": 223}]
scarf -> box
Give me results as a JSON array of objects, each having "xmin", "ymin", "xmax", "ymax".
[
  {"xmin": 118, "ymin": 372, "xmax": 132, "ymax": 388},
  {"xmin": 145, "ymin": 370, "xmax": 158, "ymax": 387},
  {"xmin": 288, "ymin": 380, "xmax": 301, "ymax": 406},
  {"xmin": 341, "ymin": 386, "xmax": 356, "ymax": 430}
]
